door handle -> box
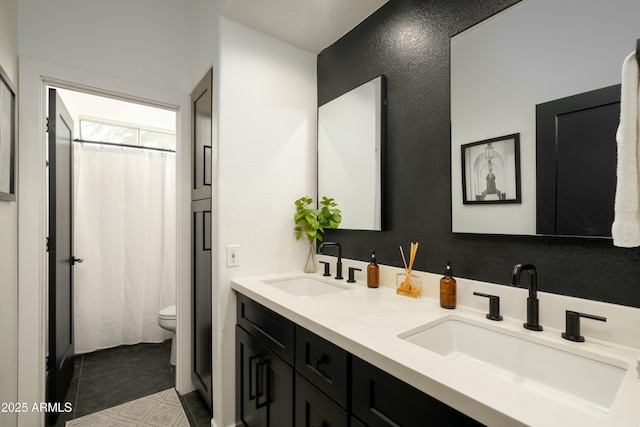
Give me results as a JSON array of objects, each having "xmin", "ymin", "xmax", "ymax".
[{"xmin": 71, "ymin": 256, "xmax": 84, "ymax": 265}]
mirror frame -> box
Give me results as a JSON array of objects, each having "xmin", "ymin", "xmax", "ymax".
[{"xmin": 317, "ymin": 75, "xmax": 387, "ymax": 231}]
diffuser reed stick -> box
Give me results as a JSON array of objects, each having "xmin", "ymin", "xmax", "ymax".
[
  {"xmin": 397, "ymin": 242, "xmax": 420, "ymax": 296},
  {"xmin": 399, "ymin": 245, "xmax": 408, "ymax": 271}
]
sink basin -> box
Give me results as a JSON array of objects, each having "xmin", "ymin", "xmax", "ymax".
[
  {"xmin": 399, "ymin": 316, "xmax": 627, "ymax": 413},
  {"xmin": 262, "ymin": 276, "xmax": 351, "ymax": 298}
]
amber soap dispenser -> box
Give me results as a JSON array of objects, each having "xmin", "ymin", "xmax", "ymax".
[
  {"xmin": 440, "ymin": 260, "xmax": 456, "ymax": 309},
  {"xmin": 367, "ymin": 250, "xmax": 379, "ymax": 288}
]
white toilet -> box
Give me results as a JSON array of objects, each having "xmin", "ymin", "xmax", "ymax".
[{"xmin": 158, "ymin": 305, "xmax": 177, "ymax": 365}]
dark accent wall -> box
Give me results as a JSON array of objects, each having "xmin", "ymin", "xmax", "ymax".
[{"xmin": 318, "ymin": 0, "xmax": 640, "ymax": 308}]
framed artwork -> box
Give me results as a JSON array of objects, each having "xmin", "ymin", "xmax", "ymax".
[
  {"xmin": 461, "ymin": 133, "xmax": 521, "ymax": 204},
  {"xmin": 0, "ymin": 64, "xmax": 16, "ymax": 202}
]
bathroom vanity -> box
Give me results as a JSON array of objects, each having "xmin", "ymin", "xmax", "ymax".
[
  {"xmin": 231, "ymin": 270, "xmax": 640, "ymax": 427},
  {"xmin": 235, "ymin": 292, "xmax": 479, "ymax": 427}
]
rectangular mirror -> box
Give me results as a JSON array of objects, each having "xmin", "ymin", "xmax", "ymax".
[
  {"xmin": 318, "ymin": 75, "xmax": 386, "ymax": 231},
  {"xmin": 450, "ymin": 0, "xmax": 640, "ymax": 236}
]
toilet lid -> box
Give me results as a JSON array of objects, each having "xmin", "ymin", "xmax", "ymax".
[{"xmin": 159, "ymin": 305, "xmax": 176, "ymax": 319}]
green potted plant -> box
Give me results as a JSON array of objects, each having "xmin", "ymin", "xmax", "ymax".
[{"xmin": 294, "ymin": 196, "xmax": 342, "ymax": 273}]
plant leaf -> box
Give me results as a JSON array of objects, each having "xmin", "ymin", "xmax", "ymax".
[{"xmin": 294, "ymin": 195, "xmax": 340, "ymax": 239}]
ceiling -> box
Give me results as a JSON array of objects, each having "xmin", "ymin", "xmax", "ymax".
[{"xmin": 221, "ymin": 0, "xmax": 390, "ymax": 54}]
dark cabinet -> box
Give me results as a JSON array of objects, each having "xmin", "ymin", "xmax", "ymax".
[
  {"xmin": 235, "ymin": 294, "xmax": 484, "ymax": 427},
  {"xmin": 351, "ymin": 356, "xmax": 484, "ymax": 427},
  {"xmin": 191, "ymin": 69, "xmax": 213, "ymax": 411},
  {"xmin": 236, "ymin": 295, "xmax": 295, "ymax": 427},
  {"xmin": 236, "ymin": 296, "xmax": 351, "ymax": 427},
  {"xmin": 236, "ymin": 325, "xmax": 294, "ymax": 427}
]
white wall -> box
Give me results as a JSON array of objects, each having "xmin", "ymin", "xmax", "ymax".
[
  {"xmin": 215, "ymin": 18, "xmax": 316, "ymax": 425},
  {"xmin": 0, "ymin": 0, "xmax": 17, "ymax": 81},
  {"xmin": 189, "ymin": 5, "xmax": 317, "ymax": 424},
  {"xmin": 0, "ymin": 0, "xmax": 19, "ymax": 425},
  {"xmin": 17, "ymin": 1, "xmax": 192, "ymax": 425},
  {"xmin": 189, "ymin": 0, "xmax": 222, "ymax": 92},
  {"xmin": 18, "ymin": 0, "xmax": 190, "ymax": 93}
]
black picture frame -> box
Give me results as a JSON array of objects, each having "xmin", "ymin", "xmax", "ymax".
[
  {"xmin": 0, "ymin": 64, "xmax": 16, "ymax": 202},
  {"xmin": 461, "ymin": 133, "xmax": 521, "ymax": 205}
]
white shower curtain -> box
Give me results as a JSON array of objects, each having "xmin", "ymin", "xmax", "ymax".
[{"xmin": 73, "ymin": 143, "xmax": 176, "ymax": 354}]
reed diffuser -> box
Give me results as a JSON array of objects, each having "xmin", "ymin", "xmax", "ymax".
[{"xmin": 397, "ymin": 242, "xmax": 421, "ymax": 298}]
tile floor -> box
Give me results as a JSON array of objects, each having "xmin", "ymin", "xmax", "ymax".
[{"xmin": 52, "ymin": 340, "xmax": 211, "ymax": 427}]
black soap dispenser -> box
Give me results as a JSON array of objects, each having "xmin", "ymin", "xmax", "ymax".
[{"xmin": 367, "ymin": 250, "xmax": 379, "ymax": 288}]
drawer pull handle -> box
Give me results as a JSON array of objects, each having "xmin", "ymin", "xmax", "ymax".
[
  {"xmin": 248, "ymin": 355, "xmax": 259, "ymax": 401},
  {"xmin": 312, "ymin": 354, "xmax": 327, "ymax": 371},
  {"xmin": 255, "ymin": 360, "xmax": 271, "ymax": 409}
]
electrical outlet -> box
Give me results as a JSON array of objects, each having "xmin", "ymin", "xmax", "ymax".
[{"xmin": 227, "ymin": 245, "xmax": 240, "ymax": 267}]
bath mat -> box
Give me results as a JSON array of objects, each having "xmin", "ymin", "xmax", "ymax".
[{"xmin": 66, "ymin": 388, "xmax": 189, "ymax": 427}]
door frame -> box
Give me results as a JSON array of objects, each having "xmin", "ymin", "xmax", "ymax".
[{"xmin": 17, "ymin": 56, "xmax": 193, "ymax": 427}]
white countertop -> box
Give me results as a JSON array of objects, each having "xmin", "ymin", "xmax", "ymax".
[{"xmin": 231, "ymin": 270, "xmax": 640, "ymax": 427}]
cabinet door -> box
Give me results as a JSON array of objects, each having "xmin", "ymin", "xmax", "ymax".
[
  {"xmin": 295, "ymin": 374, "xmax": 348, "ymax": 427},
  {"xmin": 191, "ymin": 68, "xmax": 212, "ymax": 200},
  {"xmin": 192, "ymin": 199, "xmax": 212, "ymax": 411},
  {"xmin": 237, "ymin": 325, "xmax": 294, "ymax": 427},
  {"xmin": 352, "ymin": 357, "xmax": 484, "ymax": 427},
  {"xmin": 264, "ymin": 345, "xmax": 294, "ymax": 427}
]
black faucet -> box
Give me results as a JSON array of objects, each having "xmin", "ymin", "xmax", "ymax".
[
  {"xmin": 319, "ymin": 261, "xmax": 331, "ymax": 277},
  {"xmin": 511, "ymin": 263, "xmax": 543, "ymax": 331},
  {"xmin": 561, "ymin": 310, "xmax": 606, "ymax": 342},
  {"xmin": 318, "ymin": 242, "xmax": 343, "ymax": 280},
  {"xmin": 347, "ymin": 267, "xmax": 361, "ymax": 283},
  {"xmin": 473, "ymin": 292, "xmax": 503, "ymax": 321}
]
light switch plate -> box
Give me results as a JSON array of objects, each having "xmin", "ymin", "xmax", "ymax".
[{"xmin": 226, "ymin": 244, "xmax": 240, "ymax": 267}]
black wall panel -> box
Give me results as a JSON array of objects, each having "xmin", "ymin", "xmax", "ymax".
[{"xmin": 318, "ymin": 0, "xmax": 640, "ymax": 308}]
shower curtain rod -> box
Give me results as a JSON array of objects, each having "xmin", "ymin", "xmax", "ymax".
[{"xmin": 74, "ymin": 138, "xmax": 176, "ymax": 153}]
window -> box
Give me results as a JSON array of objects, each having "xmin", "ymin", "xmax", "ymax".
[
  {"xmin": 80, "ymin": 119, "xmax": 176, "ymax": 151},
  {"xmin": 141, "ymin": 129, "xmax": 176, "ymax": 150}
]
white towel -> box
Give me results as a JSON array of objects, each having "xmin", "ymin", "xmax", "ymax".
[{"xmin": 612, "ymin": 52, "xmax": 640, "ymax": 247}]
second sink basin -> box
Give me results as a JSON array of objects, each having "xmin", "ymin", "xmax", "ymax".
[
  {"xmin": 262, "ymin": 276, "xmax": 351, "ymax": 298},
  {"xmin": 399, "ymin": 316, "xmax": 627, "ymax": 414}
]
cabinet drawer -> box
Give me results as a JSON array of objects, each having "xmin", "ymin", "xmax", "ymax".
[
  {"xmin": 352, "ymin": 356, "xmax": 484, "ymax": 427},
  {"xmin": 237, "ymin": 294, "xmax": 295, "ymax": 366},
  {"xmin": 295, "ymin": 373, "xmax": 349, "ymax": 427},
  {"xmin": 295, "ymin": 325, "xmax": 349, "ymax": 409}
]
